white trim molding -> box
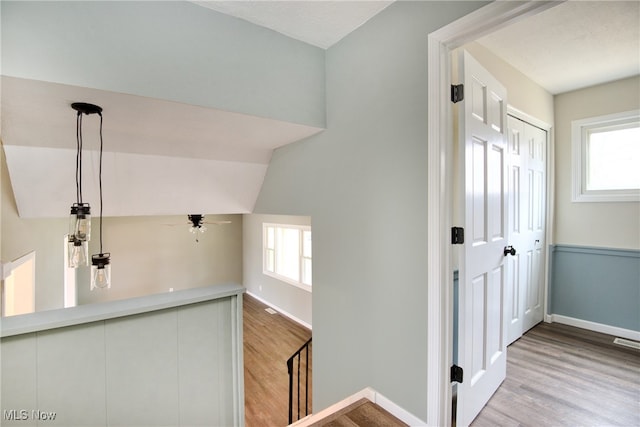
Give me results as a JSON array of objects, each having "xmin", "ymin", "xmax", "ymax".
[
  {"xmin": 571, "ymin": 109, "xmax": 640, "ymax": 202},
  {"xmin": 290, "ymin": 387, "xmax": 426, "ymax": 427},
  {"xmin": 426, "ymin": 1, "xmax": 561, "ymax": 425},
  {"xmin": 549, "ymin": 314, "xmax": 640, "ymax": 342}
]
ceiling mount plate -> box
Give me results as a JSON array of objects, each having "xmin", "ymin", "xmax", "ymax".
[{"xmin": 71, "ymin": 102, "xmax": 102, "ymax": 115}]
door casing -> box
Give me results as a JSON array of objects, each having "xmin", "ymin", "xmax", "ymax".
[{"xmin": 426, "ymin": 2, "xmax": 558, "ymax": 425}]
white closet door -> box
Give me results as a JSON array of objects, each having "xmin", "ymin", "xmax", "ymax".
[{"xmin": 505, "ymin": 115, "xmax": 547, "ymax": 345}]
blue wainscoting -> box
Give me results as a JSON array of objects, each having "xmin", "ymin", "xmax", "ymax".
[{"xmin": 549, "ymin": 245, "xmax": 640, "ymax": 333}]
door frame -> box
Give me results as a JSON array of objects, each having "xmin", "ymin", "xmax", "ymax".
[{"xmin": 425, "ymin": 2, "xmax": 559, "ymax": 425}]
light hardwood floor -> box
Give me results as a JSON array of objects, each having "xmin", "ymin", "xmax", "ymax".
[
  {"xmin": 244, "ymin": 296, "xmax": 639, "ymax": 427},
  {"xmin": 472, "ymin": 322, "xmax": 640, "ymax": 426},
  {"xmin": 244, "ymin": 293, "xmax": 312, "ymax": 427}
]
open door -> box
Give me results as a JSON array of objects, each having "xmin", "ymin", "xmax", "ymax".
[{"xmin": 456, "ymin": 50, "xmax": 508, "ymax": 427}]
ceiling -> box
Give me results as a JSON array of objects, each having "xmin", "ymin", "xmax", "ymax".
[
  {"xmin": 2, "ymin": 76, "xmax": 323, "ymax": 218},
  {"xmin": 477, "ymin": 1, "xmax": 640, "ymax": 94},
  {"xmin": 196, "ymin": 0, "xmax": 639, "ymax": 95},
  {"xmin": 192, "ymin": 1, "xmax": 394, "ymax": 49},
  {"xmin": 2, "ymin": 1, "xmax": 638, "ymax": 218}
]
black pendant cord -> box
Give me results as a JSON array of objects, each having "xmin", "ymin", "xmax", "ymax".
[
  {"xmin": 98, "ymin": 113, "xmax": 104, "ymax": 254},
  {"xmin": 79, "ymin": 112, "xmax": 84, "ymax": 204},
  {"xmin": 75, "ymin": 112, "xmax": 82, "ymax": 204}
]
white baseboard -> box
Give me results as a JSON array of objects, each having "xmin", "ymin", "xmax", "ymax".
[
  {"xmin": 373, "ymin": 389, "xmax": 427, "ymax": 426},
  {"xmin": 246, "ymin": 291, "xmax": 312, "ymax": 330},
  {"xmin": 549, "ymin": 314, "xmax": 640, "ymax": 341},
  {"xmin": 290, "ymin": 387, "xmax": 427, "ymax": 427}
]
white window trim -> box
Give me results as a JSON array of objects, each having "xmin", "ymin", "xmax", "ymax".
[
  {"xmin": 262, "ymin": 223, "xmax": 312, "ymax": 293},
  {"xmin": 572, "ymin": 109, "xmax": 640, "ymax": 202}
]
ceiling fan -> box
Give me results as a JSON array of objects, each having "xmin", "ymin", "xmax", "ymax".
[{"xmin": 164, "ymin": 214, "xmax": 231, "ymax": 242}]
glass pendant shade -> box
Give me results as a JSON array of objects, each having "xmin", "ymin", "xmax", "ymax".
[
  {"xmin": 67, "ymin": 237, "xmax": 89, "ymax": 268},
  {"xmin": 91, "ymin": 253, "xmax": 111, "ymax": 290},
  {"xmin": 69, "ymin": 203, "xmax": 91, "ymax": 242}
]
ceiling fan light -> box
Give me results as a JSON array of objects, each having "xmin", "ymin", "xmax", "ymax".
[{"xmin": 91, "ymin": 253, "xmax": 111, "ymax": 290}]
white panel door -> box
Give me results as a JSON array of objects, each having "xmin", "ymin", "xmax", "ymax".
[
  {"xmin": 505, "ymin": 116, "xmax": 547, "ymax": 345},
  {"xmin": 522, "ymin": 122, "xmax": 546, "ymax": 332},
  {"xmin": 505, "ymin": 116, "xmax": 527, "ymax": 345},
  {"xmin": 457, "ymin": 50, "xmax": 508, "ymax": 427}
]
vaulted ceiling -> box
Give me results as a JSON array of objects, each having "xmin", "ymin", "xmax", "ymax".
[{"xmin": 2, "ymin": 1, "xmax": 638, "ymax": 218}]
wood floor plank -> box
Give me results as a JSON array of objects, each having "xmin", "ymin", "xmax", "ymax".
[
  {"xmin": 471, "ymin": 322, "xmax": 640, "ymax": 427},
  {"xmin": 244, "ymin": 293, "xmax": 312, "ymax": 427},
  {"xmin": 308, "ymin": 398, "xmax": 408, "ymax": 427}
]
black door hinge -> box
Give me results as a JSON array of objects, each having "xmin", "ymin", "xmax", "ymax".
[
  {"xmin": 451, "ymin": 365, "xmax": 464, "ymax": 383},
  {"xmin": 451, "ymin": 227, "xmax": 464, "ymax": 245},
  {"xmin": 451, "ymin": 84, "xmax": 464, "ymax": 103}
]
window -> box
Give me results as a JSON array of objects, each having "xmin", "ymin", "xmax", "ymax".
[
  {"xmin": 572, "ymin": 110, "xmax": 640, "ymax": 202},
  {"xmin": 263, "ymin": 224, "xmax": 312, "ymax": 291},
  {"xmin": 2, "ymin": 252, "xmax": 36, "ymax": 317}
]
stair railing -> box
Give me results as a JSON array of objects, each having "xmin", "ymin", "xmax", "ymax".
[{"xmin": 287, "ymin": 337, "xmax": 312, "ymax": 424}]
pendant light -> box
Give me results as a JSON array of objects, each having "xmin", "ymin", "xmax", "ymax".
[
  {"xmin": 66, "ymin": 102, "xmax": 112, "ymax": 289},
  {"xmin": 67, "ymin": 103, "xmax": 100, "ymax": 267},
  {"xmin": 88, "ymin": 103, "xmax": 111, "ymax": 290}
]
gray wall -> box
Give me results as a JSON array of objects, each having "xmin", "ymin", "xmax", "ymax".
[
  {"xmin": 243, "ymin": 213, "xmax": 312, "ymax": 326},
  {"xmin": 1, "ymin": 1, "xmax": 325, "ymax": 128},
  {"xmin": 254, "ymin": 1, "xmax": 488, "ymax": 418},
  {"xmin": 1, "ymin": 295, "xmax": 243, "ymax": 427}
]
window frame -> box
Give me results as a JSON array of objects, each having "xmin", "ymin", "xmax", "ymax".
[
  {"xmin": 572, "ymin": 109, "xmax": 640, "ymax": 202},
  {"xmin": 262, "ymin": 223, "xmax": 312, "ymax": 292}
]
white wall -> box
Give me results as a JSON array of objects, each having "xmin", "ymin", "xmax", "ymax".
[
  {"xmin": 78, "ymin": 214, "xmax": 243, "ymax": 306},
  {"xmin": 554, "ymin": 76, "xmax": 640, "ymax": 250},
  {"xmin": 1, "ymin": 151, "xmax": 67, "ymax": 311},
  {"xmin": 2, "ymin": 146, "xmax": 243, "ymax": 310},
  {"xmin": 243, "ymin": 213, "xmax": 312, "ymax": 327},
  {"xmin": 254, "ymin": 1, "xmax": 489, "ymax": 419}
]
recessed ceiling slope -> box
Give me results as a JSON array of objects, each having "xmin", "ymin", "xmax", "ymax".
[
  {"xmin": 192, "ymin": 0, "xmax": 395, "ymax": 49},
  {"xmin": 1, "ymin": 76, "xmax": 323, "ymax": 218},
  {"xmin": 477, "ymin": 1, "xmax": 640, "ymax": 94}
]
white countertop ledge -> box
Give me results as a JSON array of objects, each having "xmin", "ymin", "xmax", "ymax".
[{"xmin": 1, "ymin": 283, "xmax": 245, "ymax": 338}]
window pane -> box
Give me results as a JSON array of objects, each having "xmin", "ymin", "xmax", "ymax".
[
  {"xmin": 587, "ymin": 126, "xmax": 640, "ymax": 191},
  {"xmin": 276, "ymin": 228, "xmax": 300, "ymax": 282},
  {"xmin": 303, "ymin": 231, "xmax": 312, "ymax": 257},
  {"xmin": 266, "ymin": 249, "xmax": 275, "ymax": 272},
  {"xmin": 266, "ymin": 226, "xmax": 275, "ymax": 249},
  {"xmin": 302, "ymin": 258, "xmax": 312, "ymax": 285}
]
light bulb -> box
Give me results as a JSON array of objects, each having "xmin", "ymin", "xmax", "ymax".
[
  {"xmin": 91, "ymin": 253, "xmax": 111, "ymax": 290},
  {"xmin": 67, "ymin": 238, "xmax": 88, "ymax": 268},
  {"xmin": 75, "ymin": 216, "xmax": 91, "ymax": 241},
  {"xmin": 91, "ymin": 266, "xmax": 111, "ymax": 290}
]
